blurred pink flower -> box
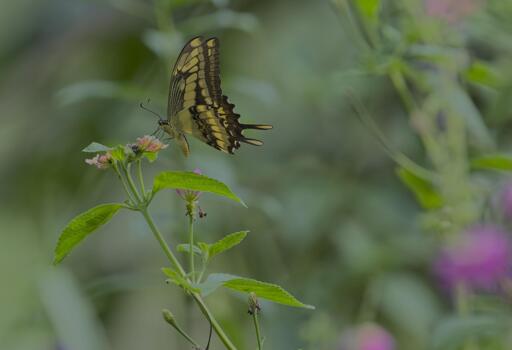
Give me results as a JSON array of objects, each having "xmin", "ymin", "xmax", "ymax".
[
  {"xmin": 135, "ymin": 135, "xmax": 168, "ymax": 153},
  {"xmin": 425, "ymin": 0, "xmax": 483, "ymax": 23},
  {"xmin": 500, "ymin": 183, "xmax": 512, "ymax": 220},
  {"xmin": 339, "ymin": 323, "xmax": 395, "ymax": 350},
  {"xmin": 434, "ymin": 225, "xmax": 512, "ymax": 290},
  {"xmin": 85, "ymin": 152, "xmax": 112, "ymax": 169},
  {"xmin": 176, "ymin": 168, "xmax": 203, "ymax": 202}
]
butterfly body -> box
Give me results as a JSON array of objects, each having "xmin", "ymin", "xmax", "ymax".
[{"xmin": 161, "ymin": 36, "xmax": 272, "ymax": 156}]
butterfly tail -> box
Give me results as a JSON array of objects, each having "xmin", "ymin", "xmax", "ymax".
[{"xmin": 240, "ymin": 124, "xmax": 273, "ymax": 130}]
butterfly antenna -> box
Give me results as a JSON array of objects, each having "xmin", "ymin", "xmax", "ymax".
[{"xmin": 139, "ymin": 101, "xmax": 163, "ymax": 120}]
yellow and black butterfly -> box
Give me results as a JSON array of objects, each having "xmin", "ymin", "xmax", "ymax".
[{"xmin": 157, "ymin": 36, "xmax": 272, "ymax": 156}]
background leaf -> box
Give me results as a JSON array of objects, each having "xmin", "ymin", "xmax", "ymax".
[
  {"xmin": 208, "ymin": 231, "xmax": 249, "ymax": 259},
  {"xmin": 471, "ymin": 154, "xmax": 512, "ymax": 171},
  {"xmin": 152, "ymin": 171, "xmax": 246, "ymax": 206},
  {"xmin": 82, "ymin": 142, "xmax": 112, "ymax": 153},
  {"xmin": 53, "ymin": 204, "xmax": 123, "ymax": 264},
  {"xmin": 396, "ymin": 167, "xmax": 443, "ymax": 209}
]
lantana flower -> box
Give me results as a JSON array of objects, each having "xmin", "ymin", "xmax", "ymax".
[
  {"xmin": 85, "ymin": 152, "xmax": 112, "ymax": 169},
  {"xmin": 135, "ymin": 135, "xmax": 168, "ymax": 153},
  {"xmin": 339, "ymin": 323, "xmax": 395, "ymax": 350},
  {"xmin": 434, "ymin": 225, "xmax": 512, "ymax": 291},
  {"xmin": 176, "ymin": 168, "xmax": 203, "ymax": 202}
]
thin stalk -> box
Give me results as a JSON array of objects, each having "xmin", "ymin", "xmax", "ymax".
[
  {"xmin": 113, "ymin": 163, "xmax": 137, "ymax": 205},
  {"xmin": 123, "ymin": 162, "xmax": 143, "ymax": 203},
  {"xmin": 136, "ymin": 159, "xmax": 146, "ymax": 198},
  {"xmin": 252, "ymin": 312, "xmax": 263, "ymax": 350},
  {"xmin": 188, "ymin": 211, "xmax": 195, "ymax": 283},
  {"xmin": 140, "ymin": 208, "xmax": 237, "ymax": 350}
]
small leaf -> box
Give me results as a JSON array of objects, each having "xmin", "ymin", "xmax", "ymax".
[
  {"xmin": 53, "ymin": 203, "xmax": 123, "ymax": 264},
  {"xmin": 177, "ymin": 244, "xmax": 202, "ymax": 255},
  {"xmin": 209, "ymin": 231, "xmax": 249, "ymax": 259},
  {"xmin": 196, "ymin": 273, "xmax": 314, "ymax": 309},
  {"xmin": 464, "ymin": 61, "xmax": 500, "ymax": 89},
  {"xmin": 110, "ymin": 145, "xmax": 126, "ymax": 162},
  {"xmin": 152, "ymin": 171, "xmax": 246, "ymax": 206},
  {"xmin": 162, "ymin": 267, "xmax": 199, "ymax": 293},
  {"xmin": 143, "ymin": 151, "xmax": 158, "ymax": 162},
  {"xmin": 396, "ymin": 167, "xmax": 443, "ymax": 209},
  {"xmin": 355, "ymin": 0, "xmax": 381, "ymax": 23},
  {"xmin": 471, "ymin": 154, "xmax": 512, "ymax": 171},
  {"xmin": 82, "ymin": 142, "xmax": 112, "ymax": 153}
]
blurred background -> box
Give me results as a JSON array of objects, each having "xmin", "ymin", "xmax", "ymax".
[{"xmin": 2, "ymin": 0, "xmax": 512, "ymax": 349}]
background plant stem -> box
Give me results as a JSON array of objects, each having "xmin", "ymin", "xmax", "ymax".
[{"xmin": 253, "ymin": 312, "xmax": 263, "ymax": 350}]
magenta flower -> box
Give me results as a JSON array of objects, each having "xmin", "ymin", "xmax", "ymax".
[
  {"xmin": 424, "ymin": 0, "xmax": 483, "ymax": 23},
  {"xmin": 434, "ymin": 225, "xmax": 512, "ymax": 291},
  {"xmin": 339, "ymin": 323, "xmax": 395, "ymax": 350},
  {"xmin": 176, "ymin": 168, "xmax": 203, "ymax": 202},
  {"xmin": 135, "ymin": 135, "xmax": 168, "ymax": 153},
  {"xmin": 85, "ymin": 152, "xmax": 112, "ymax": 169},
  {"xmin": 499, "ymin": 183, "xmax": 512, "ymax": 220}
]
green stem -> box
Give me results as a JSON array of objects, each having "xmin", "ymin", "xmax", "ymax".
[
  {"xmin": 188, "ymin": 209, "xmax": 195, "ymax": 283},
  {"xmin": 253, "ymin": 312, "xmax": 263, "ymax": 350},
  {"xmin": 140, "ymin": 208, "xmax": 237, "ymax": 350},
  {"xmin": 113, "ymin": 163, "xmax": 137, "ymax": 205},
  {"xmin": 136, "ymin": 159, "xmax": 146, "ymax": 198},
  {"xmin": 123, "ymin": 162, "xmax": 143, "ymax": 203}
]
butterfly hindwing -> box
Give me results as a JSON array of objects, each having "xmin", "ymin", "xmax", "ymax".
[{"xmin": 167, "ymin": 36, "xmax": 272, "ymax": 154}]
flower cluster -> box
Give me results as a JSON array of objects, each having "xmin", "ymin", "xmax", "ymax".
[
  {"xmin": 434, "ymin": 225, "xmax": 512, "ymax": 291},
  {"xmin": 85, "ymin": 152, "xmax": 112, "ymax": 169},
  {"xmin": 339, "ymin": 323, "xmax": 395, "ymax": 350},
  {"xmin": 133, "ymin": 135, "xmax": 168, "ymax": 153}
]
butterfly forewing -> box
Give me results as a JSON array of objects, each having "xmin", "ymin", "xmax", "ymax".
[{"xmin": 167, "ymin": 36, "xmax": 272, "ymax": 154}]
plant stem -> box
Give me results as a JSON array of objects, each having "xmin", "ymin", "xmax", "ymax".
[
  {"xmin": 123, "ymin": 162, "xmax": 143, "ymax": 203},
  {"xmin": 136, "ymin": 159, "xmax": 146, "ymax": 198},
  {"xmin": 140, "ymin": 208, "xmax": 237, "ymax": 350},
  {"xmin": 252, "ymin": 311, "xmax": 263, "ymax": 350},
  {"xmin": 188, "ymin": 211, "xmax": 195, "ymax": 283},
  {"xmin": 113, "ymin": 163, "xmax": 137, "ymax": 205}
]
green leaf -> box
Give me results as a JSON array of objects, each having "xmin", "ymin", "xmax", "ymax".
[
  {"xmin": 396, "ymin": 167, "xmax": 443, "ymax": 209},
  {"xmin": 431, "ymin": 315, "xmax": 507, "ymax": 350},
  {"xmin": 143, "ymin": 151, "xmax": 158, "ymax": 162},
  {"xmin": 162, "ymin": 267, "xmax": 199, "ymax": 293},
  {"xmin": 110, "ymin": 145, "xmax": 126, "ymax": 162},
  {"xmin": 464, "ymin": 61, "xmax": 500, "ymax": 89},
  {"xmin": 195, "ymin": 273, "xmax": 314, "ymax": 309},
  {"xmin": 209, "ymin": 231, "xmax": 249, "ymax": 259},
  {"xmin": 177, "ymin": 244, "xmax": 202, "ymax": 255},
  {"xmin": 82, "ymin": 142, "xmax": 112, "ymax": 153},
  {"xmin": 355, "ymin": 0, "xmax": 381, "ymax": 22},
  {"xmin": 53, "ymin": 203, "xmax": 123, "ymax": 264},
  {"xmin": 152, "ymin": 171, "xmax": 246, "ymax": 206},
  {"xmin": 471, "ymin": 154, "xmax": 512, "ymax": 171}
]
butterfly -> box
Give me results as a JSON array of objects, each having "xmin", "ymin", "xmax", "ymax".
[{"xmin": 157, "ymin": 36, "xmax": 272, "ymax": 156}]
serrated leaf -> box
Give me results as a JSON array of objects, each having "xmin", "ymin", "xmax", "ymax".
[
  {"xmin": 209, "ymin": 231, "xmax": 248, "ymax": 259},
  {"xmin": 195, "ymin": 273, "xmax": 314, "ymax": 309},
  {"xmin": 162, "ymin": 267, "xmax": 199, "ymax": 293},
  {"xmin": 82, "ymin": 142, "xmax": 112, "ymax": 153},
  {"xmin": 53, "ymin": 203, "xmax": 123, "ymax": 264},
  {"xmin": 177, "ymin": 244, "xmax": 202, "ymax": 255},
  {"xmin": 431, "ymin": 315, "xmax": 507, "ymax": 350},
  {"xmin": 396, "ymin": 167, "xmax": 443, "ymax": 209},
  {"xmin": 152, "ymin": 171, "xmax": 246, "ymax": 206},
  {"xmin": 471, "ymin": 154, "xmax": 512, "ymax": 171}
]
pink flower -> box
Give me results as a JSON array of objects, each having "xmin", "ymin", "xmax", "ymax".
[
  {"xmin": 339, "ymin": 323, "xmax": 395, "ymax": 350},
  {"xmin": 434, "ymin": 225, "xmax": 512, "ymax": 291},
  {"xmin": 85, "ymin": 152, "xmax": 112, "ymax": 169},
  {"xmin": 135, "ymin": 135, "xmax": 168, "ymax": 153},
  {"xmin": 176, "ymin": 168, "xmax": 202, "ymax": 202},
  {"xmin": 425, "ymin": 0, "xmax": 483, "ymax": 23}
]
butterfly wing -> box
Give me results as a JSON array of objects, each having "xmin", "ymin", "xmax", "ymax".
[{"xmin": 168, "ymin": 36, "xmax": 272, "ymax": 154}]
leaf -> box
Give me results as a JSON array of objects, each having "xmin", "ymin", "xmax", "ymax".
[
  {"xmin": 110, "ymin": 145, "xmax": 127, "ymax": 162},
  {"xmin": 208, "ymin": 231, "xmax": 249, "ymax": 259},
  {"xmin": 396, "ymin": 167, "xmax": 443, "ymax": 209},
  {"xmin": 431, "ymin": 315, "xmax": 507, "ymax": 350},
  {"xmin": 471, "ymin": 154, "xmax": 512, "ymax": 171},
  {"xmin": 355, "ymin": 0, "xmax": 381, "ymax": 23},
  {"xmin": 53, "ymin": 204, "xmax": 123, "ymax": 264},
  {"xmin": 143, "ymin": 151, "xmax": 158, "ymax": 162},
  {"xmin": 195, "ymin": 273, "xmax": 315, "ymax": 309},
  {"xmin": 152, "ymin": 171, "xmax": 246, "ymax": 206},
  {"xmin": 82, "ymin": 142, "xmax": 112, "ymax": 153},
  {"xmin": 464, "ymin": 61, "xmax": 500, "ymax": 89},
  {"xmin": 177, "ymin": 244, "xmax": 202, "ymax": 255},
  {"xmin": 162, "ymin": 267, "xmax": 199, "ymax": 293}
]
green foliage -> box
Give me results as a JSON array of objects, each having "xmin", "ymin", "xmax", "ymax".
[
  {"xmin": 197, "ymin": 273, "xmax": 315, "ymax": 309},
  {"xmin": 82, "ymin": 142, "xmax": 112, "ymax": 153},
  {"xmin": 162, "ymin": 267, "xmax": 199, "ymax": 293},
  {"xmin": 355, "ymin": 0, "xmax": 381, "ymax": 23},
  {"xmin": 110, "ymin": 145, "xmax": 127, "ymax": 162},
  {"xmin": 396, "ymin": 167, "xmax": 443, "ymax": 209},
  {"xmin": 152, "ymin": 171, "xmax": 246, "ymax": 206},
  {"xmin": 204, "ymin": 231, "xmax": 249, "ymax": 260},
  {"xmin": 177, "ymin": 244, "xmax": 202, "ymax": 255},
  {"xmin": 53, "ymin": 204, "xmax": 123, "ymax": 264},
  {"xmin": 471, "ymin": 154, "xmax": 512, "ymax": 171}
]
